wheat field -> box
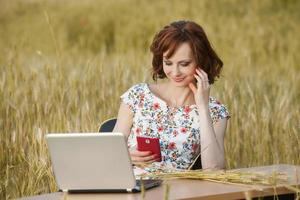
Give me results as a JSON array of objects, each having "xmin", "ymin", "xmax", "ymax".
[{"xmin": 0, "ymin": 0, "xmax": 299, "ymax": 199}]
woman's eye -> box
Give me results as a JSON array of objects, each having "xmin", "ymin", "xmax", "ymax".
[
  {"xmin": 181, "ymin": 63, "xmax": 190, "ymax": 67},
  {"xmin": 164, "ymin": 62, "xmax": 172, "ymax": 66}
]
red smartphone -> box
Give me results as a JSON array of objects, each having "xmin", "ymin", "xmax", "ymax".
[{"xmin": 136, "ymin": 136, "xmax": 162, "ymax": 162}]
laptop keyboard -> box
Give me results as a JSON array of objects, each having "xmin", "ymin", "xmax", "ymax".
[
  {"xmin": 136, "ymin": 179, "xmax": 152, "ymax": 186},
  {"xmin": 136, "ymin": 179, "xmax": 162, "ymax": 187}
]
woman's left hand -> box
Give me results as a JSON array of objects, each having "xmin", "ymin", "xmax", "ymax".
[{"xmin": 188, "ymin": 68, "xmax": 210, "ymax": 109}]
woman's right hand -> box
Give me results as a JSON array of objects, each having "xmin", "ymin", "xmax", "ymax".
[{"xmin": 129, "ymin": 149, "xmax": 159, "ymax": 164}]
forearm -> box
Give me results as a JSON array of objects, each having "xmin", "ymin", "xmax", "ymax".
[{"xmin": 198, "ymin": 107, "xmax": 225, "ymax": 169}]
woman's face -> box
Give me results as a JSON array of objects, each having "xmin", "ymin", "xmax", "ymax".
[{"xmin": 163, "ymin": 42, "xmax": 197, "ymax": 87}]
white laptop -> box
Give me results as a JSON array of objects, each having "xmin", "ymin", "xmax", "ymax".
[{"xmin": 45, "ymin": 132, "xmax": 161, "ymax": 193}]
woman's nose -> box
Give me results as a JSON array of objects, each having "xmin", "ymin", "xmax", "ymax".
[{"xmin": 172, "ymin": 66, "xmax": 181, "ymax": 76}]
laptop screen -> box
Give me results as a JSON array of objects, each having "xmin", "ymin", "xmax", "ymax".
[{"xmin": 46, "ymin": 133, "xmax": 136, "ymax": 191}]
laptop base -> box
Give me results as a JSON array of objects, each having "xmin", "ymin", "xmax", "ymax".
[{"xmin": 60, "ymin": 180, "xmax": 162, "ymax": 193}]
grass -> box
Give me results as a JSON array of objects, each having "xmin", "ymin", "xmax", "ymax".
[{"xmin": 0, "ymin": 0, "xmax": 300, "ymax": 199}]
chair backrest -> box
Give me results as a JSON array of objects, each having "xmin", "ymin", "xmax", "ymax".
[
  {"xmin": 190, "ymin": 155, "xmax": 202, "ymax": 170},
  {"xmin": 99, "ymin": 118, "xmax": 117, "ymax": 132}
]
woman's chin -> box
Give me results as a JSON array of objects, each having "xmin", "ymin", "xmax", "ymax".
[{"xmin": 171, "ymin": 80, "xmax": 190, "ymax": 87}]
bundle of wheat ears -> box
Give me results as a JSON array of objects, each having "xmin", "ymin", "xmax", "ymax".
[{"xmin": 137, "ymin": 168, "xmax": 300, "ymax": 194}]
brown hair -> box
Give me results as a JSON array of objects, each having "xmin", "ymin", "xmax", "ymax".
[{"xmin": 150, "ymin": 20, "xmax": 223, "ymax": 84}]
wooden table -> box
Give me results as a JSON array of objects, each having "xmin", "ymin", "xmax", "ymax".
[{"xmin": 19, "ymin": 164, "xmax": 299, "ymax": 200}]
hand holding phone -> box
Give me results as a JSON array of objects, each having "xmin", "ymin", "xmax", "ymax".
[
  {"xmin": 136, "ymin": 136, "xmax": 162, "ymax": 162},
  {"xmin": 129, "ymin": 149, "xmax": 156, "ymax": 164}
]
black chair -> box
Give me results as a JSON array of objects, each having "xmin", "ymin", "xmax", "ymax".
[
  {"xmin": 98, "ymin": 118, "xmax": 202, "ymax": 170},
  {"xmin": 99, "ymin": 118, "xmax": 117, "ymax": 132},
  {"xmin": 190, "ymin": 154, "xmax": 202, "ymax": 170}
]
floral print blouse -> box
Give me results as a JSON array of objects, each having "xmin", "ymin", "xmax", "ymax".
[{"xmin": 121, "ymin": 83, "xmax": 230, "ymax": 171}]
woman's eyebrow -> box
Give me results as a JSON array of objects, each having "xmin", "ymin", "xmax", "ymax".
[
  {"xmin": 178, "ymin": 60, "xmax": 192, "ymax": 63},
  {"xmin": 163, "ymin": 58, "xmax": 192, "ymax": 63}
]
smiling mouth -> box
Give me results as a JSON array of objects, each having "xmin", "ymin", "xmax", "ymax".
[{"xmin": 173, "ymin": 77, "xmax": 185, "ymax": 82}]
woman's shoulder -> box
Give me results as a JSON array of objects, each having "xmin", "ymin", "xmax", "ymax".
[
  {"xmin": 125, "ymin": 82, "xmax": 148, "ymax": 93},
  {"xmin": 208, "ymin": 96, "xmax": 230, "ymax": 122},
  {"xmin": 209, "ymin": 96, "xmax": 225, "ymax": 106},
  {"xmin": 208, "ymin": 96, "xmax": 229, "ymax": 111},
  {"xmin": 120, "ymin": 83, "xmax": 148, "ymax": 112},
  {"xmin": 121, "ymin": 83, "xmax": 150, "ymax": 100}
]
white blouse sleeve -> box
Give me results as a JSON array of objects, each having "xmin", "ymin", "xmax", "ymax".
[
  {"xmin": 120, "ymin": 84, "xmax": 143, "ymax": 114},
  {"xmin": 209, "ymin": 97, "xmax": 230, "ymax": 124}
]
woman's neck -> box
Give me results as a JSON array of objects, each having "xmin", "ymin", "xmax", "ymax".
[{"xmin": 163, "ymin": 82, "xmax": 195, "ymax": 107}]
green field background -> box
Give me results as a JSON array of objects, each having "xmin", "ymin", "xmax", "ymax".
[{"xmin": 0, "ymin": 0, "xmax": 299, "ymax": 199}]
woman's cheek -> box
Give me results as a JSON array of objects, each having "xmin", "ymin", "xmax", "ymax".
[
  {"xmin": 163, "ymin": 68, "xmax": 171, "ymax": 76},
  {"xmin": 187, "ymin": 76, "xmax": 195, "ymax": 83}
]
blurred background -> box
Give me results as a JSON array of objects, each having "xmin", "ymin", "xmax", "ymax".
[{"xmin": 0, "ymin": 0, "xmax": 299, "ymax": 199}]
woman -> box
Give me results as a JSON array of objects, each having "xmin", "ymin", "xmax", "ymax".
[{"xmin": 113, "ymin": 20, "xmax": 230, "ymax": 171}]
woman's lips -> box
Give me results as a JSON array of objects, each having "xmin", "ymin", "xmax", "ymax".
[{"xmin": 173, "ymin": 77, "xmax": 185, "ymax": 82}]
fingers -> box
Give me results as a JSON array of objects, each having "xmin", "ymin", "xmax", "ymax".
[
  {"xmin": 130, "ymin": 149, "xmax": 152, "ymax": 157},
  {"xmin": 195, "ymin": 68, "xmax": 208, "ymax": 81},
  {"xmin": 193, "ymin": 73, "xmax": 201, "ymax": 83},
  {"xmin": 194, "ymin": 68, "xmax": 210, "ymax": 89},
  {"xmin": 130, "ymin": 149, "xmax": 159, "ymax": 163},
  {"xmin": 132, "ymin": 154, "xmax": 159, "ymax": 162},
  {"xmin": 188, "ymin": 82, "xmax": 197, "ymax": 94}
]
